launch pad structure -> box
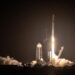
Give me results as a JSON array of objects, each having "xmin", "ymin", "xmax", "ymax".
[
  {"xmin": 31, "ymin": 14, "xmax": 74, "ymax": 67},
  {"xmin": 36, "ymin": 43, "xmax": 43, "ymax": 61},
  {"xmin": 34, "ymin": 14, "xmax": 64, "ymax": 65}
]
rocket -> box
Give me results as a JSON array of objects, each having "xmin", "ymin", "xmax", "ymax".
[
  {"xmin": 51, "ymin": 14, "xmax": 55, "ymax": 56},
  {"xmin": 48, "ymin": 15, "xmax": 74, "ymax": 67},
  {"xmin": 48, "ymin": 14, "xmax": 56, "ymax": 63},
  {"xmin": 50, "ymin": 14, "xmax": 64, "ymax": 60}
]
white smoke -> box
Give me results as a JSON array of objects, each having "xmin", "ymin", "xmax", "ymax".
[
  {"xmin": 49, "ymin": 55, "xmax": 74, "ymax": 67},
  {"xmin": 0, "ymin": 56, "xmax": 22, "ymax": 66},
  {"xmin": 48, "ymin": 45, "xmax": 74, "ymax": 67},
  {"xmin": 53, "ymin": 58, "xmax": 74, "ymax": 67}
]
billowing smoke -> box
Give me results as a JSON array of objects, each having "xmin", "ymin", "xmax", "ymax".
[
  {"xmin": 48, "ymin": 51, "xmax": 74, "ymax": 67},
  {"xmin": 48, "ymin": 45, "xmax": 74, "ymax": 67},
  {"xmin": 51, "ymin": 57, "xmax": 74, "ymax": 67},
  {"xmin": 0, "ymin": 56, "xmax": 22, "ymax": 66}
]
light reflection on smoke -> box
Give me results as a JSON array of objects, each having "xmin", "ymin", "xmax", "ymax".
[
  {"xmin": 0, "ymin": 56, "xmax": 22, "ymax": 66},
  {"xmin": 0, "ymin": 55, "xmax": 74, "ymax": 67},
  {"xmin": 48, "ymin": 55, "xmax": 74, "ymax": 67}
]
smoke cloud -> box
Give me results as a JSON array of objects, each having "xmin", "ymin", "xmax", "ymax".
[
  {"xmin": 50, "ymin": 56, "xmax": 74, "ymax": 67},
  {"xmin": 0, "ymin": 56, "xmax": 22, "ymax": 66}
]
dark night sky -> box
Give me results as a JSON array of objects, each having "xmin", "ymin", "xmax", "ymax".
[{"xmin": 0, "ymin": 1, "xmax": 75, "ymax": 63}]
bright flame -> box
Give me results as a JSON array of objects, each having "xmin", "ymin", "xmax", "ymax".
[
  {"xmin": 48, "ymin": 14, "xmax": 74, "ymax": 67},
  {"xmin": 37, "ymin": 43, "xmax": 42, "ymax": 48},
  {"xmin": 51, "ymin": 36, "xmax": 55, "ymax": 55},
  {"xmin": 50, "ymin": 35, "xmax": 74, "ymax": 67}
]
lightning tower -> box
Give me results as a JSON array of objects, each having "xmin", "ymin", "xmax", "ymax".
[{"xmin": 36, "ymin": 43, "xmax": 42, "ymax": 60}]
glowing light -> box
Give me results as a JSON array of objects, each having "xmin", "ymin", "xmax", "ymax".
[
  {"xmin": 37, "ymin": 43, "xmax": 42, "ymax": 48},
  {"xmin": 36, "ymin": 43, "xmax": 42, "ymax": 60},
  {"xmin": 50, "ymin": 14, "xmax": 56, "ymax": 60},
  {"xmin": 48, "ymin": 14, "xmax": 74, "ymax": 67},
  {"xmin": 51, "ymin": 36, "xmax": 55, "ymax": 55}
]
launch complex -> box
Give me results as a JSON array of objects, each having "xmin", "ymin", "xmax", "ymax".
[{"xmin": 31, "ymin": 14, "xmax": 74, "ymax": 67}]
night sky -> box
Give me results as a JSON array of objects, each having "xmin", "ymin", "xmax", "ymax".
[{"xmin": 0, "ymin": 1, "xmax": 75, "ymax": 63}]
